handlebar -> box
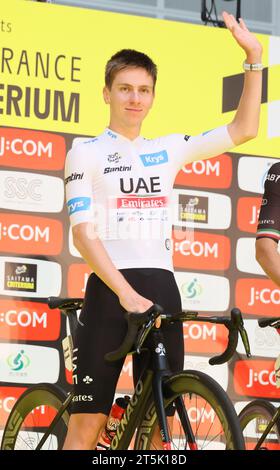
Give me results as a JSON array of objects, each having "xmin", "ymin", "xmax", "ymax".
[
  {"xmin": 258, "ymin": 317, "xmax": 280, "ymax": 329},
  {"xmin": 207, "ymin": 308, "xmax": 251, "ymax": 365},
  {"xmin": 105, "ymin": 304, "xmax": 163, "ymax": 362},
  {"xmin": 105, "ymin": 305, "xmax": 251, "ymax": 364},
  {"xmin": 47, "ymin": 296, "xmax": 84, "ymax": 311}
]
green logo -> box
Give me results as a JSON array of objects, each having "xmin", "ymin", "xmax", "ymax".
[
  {"xmin": 181, "ymin": 278, "xmax": 203, "ymax": 299},
  {"xmin": 7, "ymin": 350, "xmax": 30, "ymax": 371}
]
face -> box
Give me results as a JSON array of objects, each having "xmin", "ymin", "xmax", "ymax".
[{"xmin": 103, "ymin": 67, "xmax": 155, "ymax": 129}]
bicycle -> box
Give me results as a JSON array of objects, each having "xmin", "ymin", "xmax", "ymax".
[
  {"xmin": 239, "ymin": 316, "xmax": 280, "ymax": 450},
  {"xmin": 1, "ymin": 297, "xmax": 251, "ymax": 451}
]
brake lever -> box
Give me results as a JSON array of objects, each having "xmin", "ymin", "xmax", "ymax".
[
  {"xmin": 231, "ymin": 308, "xmax": 251, "ymax": 358},
  {"xmin": 238, "ymin": 323, "xmax": 251, "ymax": 358}
]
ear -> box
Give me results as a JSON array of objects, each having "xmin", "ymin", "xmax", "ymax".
[{"xmin": 103, "ymin": 86, "xmax": 111, "ymax": 104}]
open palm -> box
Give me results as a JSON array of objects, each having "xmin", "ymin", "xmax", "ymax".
[{"xmin": 222, "ymin": 11, "xmax": 262, "ymax": 57}]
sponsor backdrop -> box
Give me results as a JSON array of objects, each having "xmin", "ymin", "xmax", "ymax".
[{"xmin": 1, "ymin": 0, "xmax": 280, "ymax": 447}]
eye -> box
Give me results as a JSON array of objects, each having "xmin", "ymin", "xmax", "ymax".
[{"xmin": 120, "ymin": 86, "xmax": 129, "ymax": 92}]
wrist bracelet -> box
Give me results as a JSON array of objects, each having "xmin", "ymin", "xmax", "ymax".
[{"xmin": 243, "ymin": 61, "xmax": 263, "ymax": 71}]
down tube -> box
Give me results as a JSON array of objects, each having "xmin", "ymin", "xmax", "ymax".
[{"xmin": 110, "ymin": 370, "xmax": 154, "ymax": 450}]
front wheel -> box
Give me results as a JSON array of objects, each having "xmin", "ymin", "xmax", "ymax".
[
  {"xmin": 239, "ymin": 399, "xmax": 280, "ymax": 450},
  {"xmin": 1, "ymin": 383, "xmax": 71, "ymax": 450},
  {"xmin": 135, "ymin": 370, "xmax": 244, "ymax": 450}
]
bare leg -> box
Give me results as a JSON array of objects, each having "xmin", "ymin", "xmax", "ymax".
[{"xmin": 63, "ymin": 413, "xmax": 108, "ymax": 450}]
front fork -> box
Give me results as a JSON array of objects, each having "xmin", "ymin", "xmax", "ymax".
[
  {"xmin": 152, "ymin": 368, "xmax": 172, "ymax": 450},
  {"xmin": 150, "ymin": 329, "xmax": 197, "ymax": 450},
  {"xmin": 174, "ymin": 395, "xmax": 198, "ymax": 450}
]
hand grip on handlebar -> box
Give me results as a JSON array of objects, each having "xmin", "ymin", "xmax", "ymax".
[{"xmin": 105, "ymin": 304, "xmax": 163, "ymax": 362}]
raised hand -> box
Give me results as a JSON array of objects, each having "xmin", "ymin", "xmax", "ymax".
[{"xmin": 222, "ymin": 11, "xmax": 262, "ymax": 61}]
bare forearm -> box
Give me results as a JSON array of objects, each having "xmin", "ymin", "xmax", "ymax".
[
  {"xmin": 256, "ymin": 239, "xmax": 280, "ymax": 287},
  {"xmin": 73, "ymin": 225, "xmax": 154, "ymax": 313},
  {"xmin": 73, "ymin": 229, "xmax": 134, "ymax": 297},
  {"xmin": 229, "ymin": 65, "xmax": 262, "ymax": 143}
]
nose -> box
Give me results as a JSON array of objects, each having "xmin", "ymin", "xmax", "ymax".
[{"xmin": 129, "ymin": 90, "xmax": 141, "ymax": 103}]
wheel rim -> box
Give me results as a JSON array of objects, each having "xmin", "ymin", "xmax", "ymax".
[
  {"xmin": 241, "ymin": 408, "xmax": 280, "ymax": 450},
  {"xmin": 2, "ymin": 390, "xmax": 69, "ymax": 450}
]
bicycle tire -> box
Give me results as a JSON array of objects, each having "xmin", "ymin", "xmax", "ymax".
[
  {"xmin": 239, "ymin": 399, "xmax": 280, "ymax": 450},
  {"xmin": 134, "ymin": 370, "xmax": 245, "ymax": 450},
  {"xmin": 1, "ymin": 383, "xmax": 70, "ymax": 450}
]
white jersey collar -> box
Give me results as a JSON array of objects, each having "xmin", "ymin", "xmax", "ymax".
[{"xmin": 104, "ymin": 127, "xmax": 144, "ymax": 145}]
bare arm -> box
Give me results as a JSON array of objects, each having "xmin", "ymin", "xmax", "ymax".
[
  {"xmin": 222, "ymin": 12, "xmax": 263, "ymax": 145},
  {"xmin": 228, "ymin": 62, "xmax": 262, "ymax": 144},
  {"xmin": 255, "ymin": 238, "xmax": 280, "ymax": 287},
  {"xmin": 73, "ymin": 223, "xmax": 154, "ymax": 313}
]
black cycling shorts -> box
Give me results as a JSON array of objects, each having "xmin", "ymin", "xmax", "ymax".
[{"xmin": 71, "ymin": 268, "xmax": 184, "ymax": 416}]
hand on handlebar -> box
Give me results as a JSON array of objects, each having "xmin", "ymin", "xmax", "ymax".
[{"xmin": 119, "ymin": 291, "xmax": 161, "ymax": 328}]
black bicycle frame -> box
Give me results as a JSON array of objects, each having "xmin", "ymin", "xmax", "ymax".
[
  {"xmin": 110, "ymin": 328, "xmax": 193, "ymax": 450},
  {"xmin": 35, "ymin": 324, "xmax": 193, "ymax": 450}
]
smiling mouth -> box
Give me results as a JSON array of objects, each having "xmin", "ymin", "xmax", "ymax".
[{"xmin": 125, "ymin": 108, "xmax": 143, "ymax": 112}]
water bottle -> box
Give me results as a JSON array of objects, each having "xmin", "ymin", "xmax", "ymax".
[{"xmin": 96, "ymin": 396, "xmax": 130, "ymax": 449}]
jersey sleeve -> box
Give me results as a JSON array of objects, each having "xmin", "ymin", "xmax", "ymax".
[
  {"xmin": 64, "ymin": 143, "xmax": 95, "ymax": 227},
  {"xmin": 256, "ymin": 162, "xmax": 280, "ymax": 242},
  {"xmin": 164, "ymin": 125, "xmax": 235, "ymax": 173}
]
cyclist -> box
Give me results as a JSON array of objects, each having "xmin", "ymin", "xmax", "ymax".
[
  {"xmin": 64, "ymin": 11, "xmax": 263, "ymax": 449},
  {"xmin": 256, "ymin": 162, "xmax": 280, "ymax": 284}
]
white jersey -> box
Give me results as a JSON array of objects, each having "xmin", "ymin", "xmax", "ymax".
[{"xmin": 65, "ymin": 126, "xmax": 234, "ymax": 272}]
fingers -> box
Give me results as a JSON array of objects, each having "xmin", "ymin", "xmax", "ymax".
[
  {"xmin": 222, "ymin": 11, "xmax": 232, "ymax": 29},
  {"xmin": 239, "ymin": 17, "xmax": 250, "ymax": 32},
  {"xmin": 229, "ymin": 14, "xmax": 242, "ymax": 32},
  {"xmin": 222, "ymin": 11, "xmax": 237, "ymax": 32},
  {"xmin": 222, "ymin": 11, "xmax": 248, "ymax": 33}
]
